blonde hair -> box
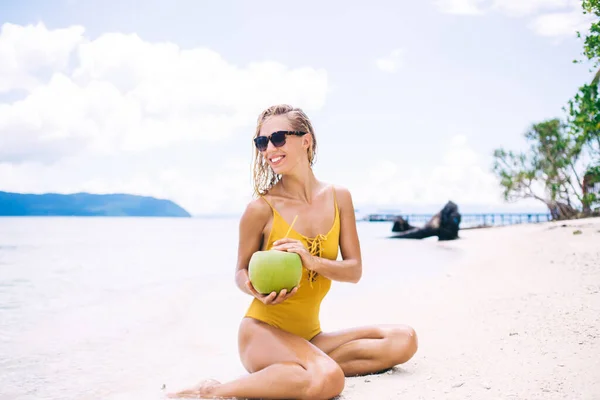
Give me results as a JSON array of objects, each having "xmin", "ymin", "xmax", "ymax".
[{"xmin": 252, "ymin": 104, "xmax": 317, "ymax": 197}]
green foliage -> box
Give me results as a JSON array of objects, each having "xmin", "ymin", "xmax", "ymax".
[
  {"xmin": 493, "ymin": 0, "xmax": 600, "ymax": 218},
  {"xmin": 578, "ymin": 0, "xmax": 600, "ymax": 67},
  {"xmin": 567, "ymin": 76, "xmax": 600, "ymax": 160},
  {"xmin": 526, "ymin": 120, "xmax": 583, "ymax": 204},
  {"xmin": 586, "ymin": 165, "xmax": 600, "ymax": 182},
  {"xmin": 570, "ymin": 0, "xmax": 600, "ymax": 164},
  {"xmin": 492, "ymin": 148, "xmax": 538, "ymax": 203},
  {"xmin": 583, "ymin": 165, "xmax": 600, "ymax": 206},
  {"xmin": 492, "ymin": 119, "xmax": 586, "ymax": 213}
]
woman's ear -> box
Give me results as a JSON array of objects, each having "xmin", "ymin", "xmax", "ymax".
[{"xmin": 302, "ymin": 134, "xmax": 312, "ymax": 150}]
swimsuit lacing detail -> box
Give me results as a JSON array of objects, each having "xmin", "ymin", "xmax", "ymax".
[{"xmin": 306, "ymin": 233, "xmax": 327, "ymax": 285}]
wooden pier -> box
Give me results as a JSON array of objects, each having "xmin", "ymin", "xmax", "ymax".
[{"xmin": 364, "ymin": 212, "xmax": 553, "ymax": 227}]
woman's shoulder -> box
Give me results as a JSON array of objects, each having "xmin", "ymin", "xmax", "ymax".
[
  {"xmin": 330, "ymin": 183, "xmax": 351, "ymax": 196},
  {"xmin": 329, "ymin": 183, "xmax": 354, "ymax": 208},
  {"xmin": 240, "ymin": 196, "xmax": 272, "ymax": 228}
]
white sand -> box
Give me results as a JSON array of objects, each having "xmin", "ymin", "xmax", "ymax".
[
  {"xmin": 157, "ymin": 217, "xmax": 600, "ymax": 400},
  {"xmin": 334, "ymin": 217, "xmax": 600, "ymax": 400}
]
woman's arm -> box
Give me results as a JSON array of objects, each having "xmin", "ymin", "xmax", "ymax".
[
  {"xmin": 235, "ymin": 198, "xmax": 298, "ymax": 304},
  {"xmin": 272, "ymin": 186, "xmax": 363, "ymax": 283},
  {"xmin": 235, "ymin": 199, "xmax": 266, "ymax": 296}
]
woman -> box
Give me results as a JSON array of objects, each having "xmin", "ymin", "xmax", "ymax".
[{"xmin": 169, "ymin": 104, "xmax": 418, "ymax": 399}]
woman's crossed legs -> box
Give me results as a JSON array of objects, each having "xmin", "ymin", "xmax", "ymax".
[{"xmin": 168, "ymin": 318, "xmax": 418, "ymax": 399}]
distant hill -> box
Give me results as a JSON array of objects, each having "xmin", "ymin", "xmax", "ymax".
[{"xmin": 0, "ymin": 191, "xmax": 191, "ymax": 217}]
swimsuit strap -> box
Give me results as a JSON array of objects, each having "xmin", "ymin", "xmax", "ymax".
[
  {"xmin": 332, "ymin": 185, "xmax": 337, "ymax": 209},
  {"xmin": 260, "ymin": 187, "xmax": 337, "ymax": 287},
  {"xmin": 260, "ymin": 185, "xmax": 338, "ymax": 226},
  {"xmin": 260, "ymin": 195, "xmax": 275, "ymax": 210}
]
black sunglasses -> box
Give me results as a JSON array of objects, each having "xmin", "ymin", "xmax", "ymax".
[{"xmin": 254, "ymin": 131, "xmax": 307, "ymax": 151}]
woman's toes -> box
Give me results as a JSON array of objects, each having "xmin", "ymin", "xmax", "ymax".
[{"xmin": 167, "ymin": 379, "xmax": 221, "ymax": 398}]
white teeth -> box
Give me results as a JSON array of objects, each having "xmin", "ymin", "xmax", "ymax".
[{"xmin": 271, "ymin": 156, "xmax": 283, "ymax": 163}]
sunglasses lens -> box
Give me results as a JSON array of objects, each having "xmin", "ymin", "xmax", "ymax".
[
  {"xmin": 271, "ymin": 131, "xmax": 287, "ymax": 147},
  {"xmin": 254, "ymin": 136, "xmax": 268, "ymax": 151},
  {"xmin": 254, "ymin": 131, "xmax": 291, "ymax": 151}
]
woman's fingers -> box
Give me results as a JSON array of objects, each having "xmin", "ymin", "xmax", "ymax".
[
  {"xmin": 246, "ymin": 280, "xmax": 299, "ymax": 305},
  {"xmin": 263, "ymin": 287, "xmax": 299, "ymax": 305},
  {"xmin": 273, "ymin": 238, "xmax": 301, "ymax": 246}
]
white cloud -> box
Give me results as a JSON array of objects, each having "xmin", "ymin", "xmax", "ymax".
[
  {"xmin": 491, "ymin": 0, "xmax": 573, "ymax": 17},
  {"xmin": 0, "ymin": 157, "xmax": 254, "ymax": 215},
  {"xmin": 375, "ymin": 49, "xmax": 404, "ymax": 73},
  {"xmin": 77, "ymin": 161, "xmax": 254, "ymax": 215},
  {"xmin": 0, "ymin": 22, "xmax": 329, "ymax": 214},
  {"xmin": 529, "ymin": 8, "xmax": 594, "ymax": 37},
  {"xmin": 433, "ymin": 0, "xmax": 487, "ymax": 15},
  {"xmin": 435, "ymin": 0, "xmax": 576, "ymax": 16},
  {"xmin": 353, "ymin": 134, "xmax": 541, "ymax": 211},
  {"xmin": 434, "ymin": 0, "xmax": 590, "ymax": 38},
  {"xmin": 0, "ymin": 22, "xmax": 85, "ymax": 93},
  {"xmin": 0, "ymin": 22, "xmax": 328, "ymax": 163}
]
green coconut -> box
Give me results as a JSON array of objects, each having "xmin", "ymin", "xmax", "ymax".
[{"xmin": 248, "ymin": 250, "xmax": 303, "ymax": 294}]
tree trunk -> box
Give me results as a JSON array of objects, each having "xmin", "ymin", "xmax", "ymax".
[
  {"xmin": 547, "ymin": 200, "xmax": 579, "ymax": 220},
  {"xmin": 391, "ymin": 201, "xmax": 461, "ymax": 241}
]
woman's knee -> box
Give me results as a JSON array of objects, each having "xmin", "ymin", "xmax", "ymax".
[
  {"xmin": 386, "ymin": 325, "xmax": 418, "ymax": 365},
  {"xmin": 304, "ymin": 359, "xmax": 345, "ymax": 399}
]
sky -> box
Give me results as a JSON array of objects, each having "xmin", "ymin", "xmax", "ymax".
[{"xmin": 0, "ymin": 0, "xmax": 596, "ymax": 215}]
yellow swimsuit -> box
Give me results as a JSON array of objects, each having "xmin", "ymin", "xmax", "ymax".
[{"xmin": 244, "ymin": 188, "xmax": 340, "ymax": 341}]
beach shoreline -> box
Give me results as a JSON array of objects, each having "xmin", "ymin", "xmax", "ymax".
[
  {"xmin": 332, "ymin": 216, "xmax": 600, "ymax": 399},
  {"xmin": 2, "ymin": 216, "xmax": 598, "ymax": 400}
]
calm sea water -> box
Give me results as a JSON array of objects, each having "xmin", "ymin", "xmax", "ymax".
[{"xmin": 0, "ymin": 217, "xmax": 461, "ymax": 400}]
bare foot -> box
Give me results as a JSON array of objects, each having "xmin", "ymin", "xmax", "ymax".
[{"xmin": 166, "ymin": 379, "xmax": 221, "ymax": 398}]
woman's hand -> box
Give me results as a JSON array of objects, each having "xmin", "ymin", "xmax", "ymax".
[
  {"xmin": 245, "ymin": 280, "xmax": 298, "ymax": 305},
  {"xmin": 271, "ymin": 238, "xmax": 317, "ymax": 271}
]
